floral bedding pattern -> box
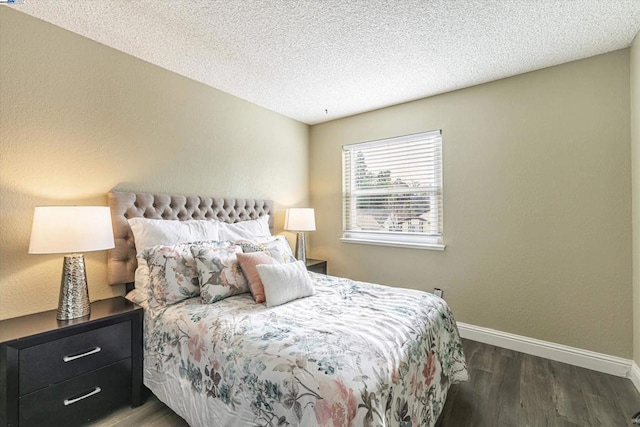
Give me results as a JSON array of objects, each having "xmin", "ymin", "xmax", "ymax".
[
  {"xmin": 236, "ymin": 235, "xmax": 297, "ymax": 263},
  {"xmin": 144, "ymin": 273, "xmax": 468, "ymax": 427},
  {"xmin": 191, "ymin": 244, "xmax": 249, "ymax": 303},
  {"xmin": 141, "ymin": 240, "xmax": 230, "ymax": 308}
]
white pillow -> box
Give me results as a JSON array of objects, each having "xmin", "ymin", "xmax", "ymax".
[
  {"xmin": 256, "ymin": 260, "xmax": 315, "ymax": 307},
  {"xmin": 218, "ymin": 215, "xmax": 271, "ymax": 240},
  {"xmin": 128, "ymin": 217, "xmax": 220, "ymax": 254}
]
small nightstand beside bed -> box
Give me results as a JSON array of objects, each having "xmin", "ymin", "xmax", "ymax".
[
  {"xmin": 107, "ymin": 191, "xmax": 468, "ymax": 427},
  {"xmin": 0, "ymin": 297, "xmax": 143, "ymax": 427},
  {"xmin": 305, "ymin": 258, "xmax": 327, "ymax": 274}
]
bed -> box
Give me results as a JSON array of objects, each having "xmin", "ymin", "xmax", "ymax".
[{"xmin": 107, "ymin": 191, "xmax": 468, "ymax": 426}]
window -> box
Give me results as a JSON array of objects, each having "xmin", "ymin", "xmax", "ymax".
[{"xmin": 341, "ymin": 130, "xmax": 444, "ymax": 250}]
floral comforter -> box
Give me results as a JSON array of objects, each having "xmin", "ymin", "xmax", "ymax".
[{"xmin": 143, "ymin": 273, "xmax": 468, "ymax": 427}]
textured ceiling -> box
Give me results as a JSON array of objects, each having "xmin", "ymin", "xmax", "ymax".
[{"xmin": 10, "ymin": 0, "xmax": 640, "ymax": 124}]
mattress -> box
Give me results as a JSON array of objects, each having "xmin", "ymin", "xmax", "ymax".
[{"xmin": 143, "ymin": 272, "xmax": 468, "ymax": 426}]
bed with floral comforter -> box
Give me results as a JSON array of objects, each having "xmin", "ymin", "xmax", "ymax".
[{"xmin": 143, "ymin": 272, "xmax": 468, "ymax": 426}]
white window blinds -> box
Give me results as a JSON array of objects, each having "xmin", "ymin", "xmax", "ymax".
[{"xmin": 342, "ymin": 130, "xmax": 444, "ymax": 249}]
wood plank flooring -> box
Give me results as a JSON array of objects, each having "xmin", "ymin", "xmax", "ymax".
[
  {"xmin": 89, "ymin": 394, "xmax": 188, "ymax": 427},
  {"xmin": 436, "ymin": 339, "xmax": 640, "ymax": 426},
  {"xmin": 89, "ymin": 339, "xmax": 640, "ymax": 426}
]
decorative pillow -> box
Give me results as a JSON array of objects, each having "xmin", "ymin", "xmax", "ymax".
[
  {"xmin": 256, "ymin": 261, "xmax": 315, "ymax": 307},
  {"xmin": 142, "ymin": 240, "xmax": 229, "ymax": 308},
  {"xmin": 134, "ymin": 256, "xmax": 150, "ymax": 292},
  {"xmin": 130, "ymin": 257, "xmax": 152, "ymax": 307},
  {"xmin": 128, "ymin": 217, "xmax": 220, "ymax": 254},
  {"xmin": 191, "ymin": 245, "xmax": 249, "ymax": 303},
  {"xmin": 236, "ymin": 235, "xmax": 296, "ymax": 264},
  {"xmin": 217, "ymin": 215, "xmax": 271, "ymax": 241},
  {"xmin": 125, "ymin": 288, "xmax": 149, "ymax": 310},
  {"xmin": 236, "ymin": 252, "xmax": 276, "ymax": 304}
]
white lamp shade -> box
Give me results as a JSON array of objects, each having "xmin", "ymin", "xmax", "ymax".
[
  {"xmin": 284, "ymin": 208, "xmax": 316, "ymax": 231},
  {"xmin": 29, "ymin": 206, "xmax": 115, "ymax": 254}
]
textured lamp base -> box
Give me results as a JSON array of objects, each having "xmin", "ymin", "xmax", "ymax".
[
  {"xmin": 295, "ymin": 232, "xmax": 307, "ymax": 264},
  {"xmin": 57, "ymin": 254, "xmax": 91, "ymax": 320}
]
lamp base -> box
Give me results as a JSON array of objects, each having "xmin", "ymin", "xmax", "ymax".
[
  {"xmin": 57, "ymin": 254, "xmax": 91, "ymax": 321},
  {"xmin": 295, "ymin": 232, "xmax": 307, "ymax": 264}
]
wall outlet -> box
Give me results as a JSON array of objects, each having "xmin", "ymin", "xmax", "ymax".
[{"xmin": 433, "ymin": 288, "xmax": 443, "ymax": 298}]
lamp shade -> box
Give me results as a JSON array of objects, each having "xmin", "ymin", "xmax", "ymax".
[
  {"xmin": 284, "ymin": 208, "xmax": 316, "ymax": 232},
  {"xmin": 29, "ymin": 206, "xmax": 115, "ymax": 254}
]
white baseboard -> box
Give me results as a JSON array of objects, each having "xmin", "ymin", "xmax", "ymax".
[
  {"xmin": 457, "ymin": 322, "xmax": 633, "ymax": 380},
  {"xmin": 630, "ymin": 362, "xmax": 640, "ymax": 393}
]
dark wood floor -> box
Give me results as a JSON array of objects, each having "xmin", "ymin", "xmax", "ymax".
[
  {"xmin": 437, "ymin": 339, "xmax": 640, "ymax": 426},
  {"xmin": 89, "ymin": 339, "xmax": 640, "ymax": 426}
]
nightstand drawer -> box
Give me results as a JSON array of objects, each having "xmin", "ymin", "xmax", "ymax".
[
  {"xmin": 19, "ymin": 358, "xmax": 132, "ymax": 427},
  {"xmin": 19, "ymin": 321, "xmax": 131, "ymax": 395}
]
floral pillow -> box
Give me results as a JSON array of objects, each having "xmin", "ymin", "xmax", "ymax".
[
  {"xmin": 142, "ymin": 240, "xmax": 229, "ymax": 308},
  {"xmin": 235, "ymin": 235, "xmax": 296, "ymax": 264},
  {"xmin": 191, "ymin": 245, "xmax": 249, "ymax": 304}
]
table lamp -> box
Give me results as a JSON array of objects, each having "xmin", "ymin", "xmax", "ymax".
[
  {"xmin": 284, "ymin": 208, "xmax": 316, "ymax": 263},
  {"xmin": 29, "ymin": 206, "xmax": 115, "ymax": 320}
]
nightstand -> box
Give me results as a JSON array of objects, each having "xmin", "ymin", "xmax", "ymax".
[
  {"xmin": 306, "ymin": 258, "xmax": 327, "ymax": 274},
  {"xmin": 0, "ymin": 297, "xmax": 143, "ymax": 427}
]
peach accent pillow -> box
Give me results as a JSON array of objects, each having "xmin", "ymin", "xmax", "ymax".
[{"xmin": 237, "ymin": 252, "xmax": 275, "ymax": 303}]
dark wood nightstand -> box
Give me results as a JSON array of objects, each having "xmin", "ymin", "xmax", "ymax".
[
  {"xmin": 0, "ymin": 297, "xmax": 143, "ymax": 427},
  {"xmin": 306, "ymin": 258, "xmax": 327, "ymax": 274}
]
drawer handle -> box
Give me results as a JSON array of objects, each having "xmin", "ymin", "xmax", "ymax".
[
  {"xmin": 62, "ymin": 346, "xmax": 101, "ymax": 362},
  {"xmin": 63, "ymin": 387, "xmax": 102, "ymax": 406}
]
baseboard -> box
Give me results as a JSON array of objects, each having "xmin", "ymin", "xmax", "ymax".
[
  {"xmin": 457, "ymin": 322, "xmax": 632, "ymax": 379},
  {"xmin": 630, "ymin": 362, "xmax": 640, "ymax": 393}
]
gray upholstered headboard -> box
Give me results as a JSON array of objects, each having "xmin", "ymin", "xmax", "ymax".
[{"xmin": 107, "ymin": 191, "xmax": 274, "ymax": 286}]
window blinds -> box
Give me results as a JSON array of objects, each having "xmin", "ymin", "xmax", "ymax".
[{"xmin": 342, "ymin": 130, "xmax": 443, "ymax": 245}]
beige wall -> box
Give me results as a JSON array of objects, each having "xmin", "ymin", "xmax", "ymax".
[
  {"xmin": 0, "ymin": 8, "xmax": 309, "ymax": 320},
  {"xmin": 632, "ymin": 32, "xmax": 640, "ymax": 365},
  {"xmin": 0, "ymin": 7, "xmax": 634, "ymax": 360},
  {"xmin": 310, "ymin": 50, "xmax": 632, "ymax": 358}
]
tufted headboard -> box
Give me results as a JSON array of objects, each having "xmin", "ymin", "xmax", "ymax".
[{"xmin": 107, "ymin": 191, "xmax": 274, "ymax": 286}]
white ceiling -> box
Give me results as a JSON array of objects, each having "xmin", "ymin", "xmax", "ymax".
[{"xmin": 11, "ymin": 0, "xmax": 640, "ymax": 124}]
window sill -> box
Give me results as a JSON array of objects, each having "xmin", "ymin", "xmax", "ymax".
[{"xmin": 340, "ymin": 237, "xmax": 446, "ymax": 251}]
